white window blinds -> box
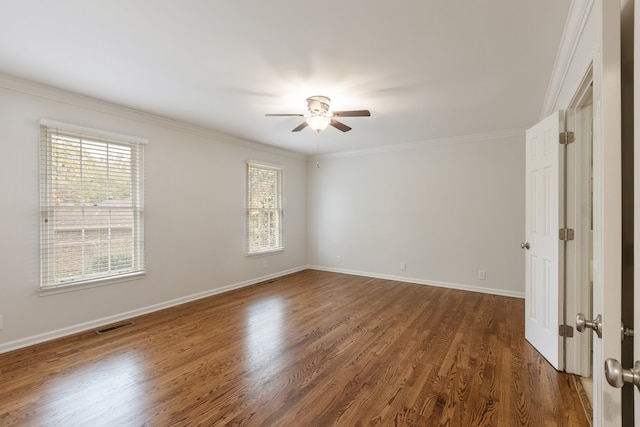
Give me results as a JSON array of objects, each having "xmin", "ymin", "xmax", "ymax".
[
  {"xmin": 39, "ymin": 120, "xmax": 146, "ymax": 289},
  {"xmin": 246, "ymin": 161, "xmax": 284, "ymax": 255}
]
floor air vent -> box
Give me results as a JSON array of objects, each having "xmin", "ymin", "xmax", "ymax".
[{"xmin": 96, "ymin": 321, "xmax": 135, "ymax": 335}]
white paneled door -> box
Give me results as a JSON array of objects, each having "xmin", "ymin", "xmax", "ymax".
[{"xmin": 524, "ymin": 110, "xmax": 563, "ymax": 371}]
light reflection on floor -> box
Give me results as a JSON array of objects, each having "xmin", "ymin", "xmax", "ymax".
[
  {"xmin": 245, "ymin": 297, "xmax": 285, "ymax": 369},
  {"xmin": 40, "ymin": 352, "xmax": 145, "ymax": 424}
]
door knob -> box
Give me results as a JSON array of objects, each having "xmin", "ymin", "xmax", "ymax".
[
  {"xmin": 520, "ymin": 242, "xmax": 530, "ymax": 250},
  {"xmin": 575, "ymin": 313, "xmax": 602, "ymax": 338},
  {"xmin": 604, "ymin": 359, "xmax": 640, "ymax": 389}
]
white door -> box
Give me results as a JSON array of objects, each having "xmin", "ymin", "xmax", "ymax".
[
  {"xmin": 592, "ymin": 0, "xmax": 622, "ymax": 424},
  {"xmin": 524, "ymin": 110, "xmax": 564, "ymax": 370}
]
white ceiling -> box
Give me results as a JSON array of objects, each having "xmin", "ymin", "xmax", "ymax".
[{"xmin": 0, "ymin": 1, "xmax": 571, "ymax": 155}]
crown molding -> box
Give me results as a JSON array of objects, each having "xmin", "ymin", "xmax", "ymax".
[
  {"xmin": 312, "ymin": 128, "xmax": 525, "ymax": 161},
  {"xmin": 541, "ymin": 0, "xmax": 595, "ymax": 118},
  {"xmin": 0, "ymin": 73, "xmax": 306, "ymax": 161}
]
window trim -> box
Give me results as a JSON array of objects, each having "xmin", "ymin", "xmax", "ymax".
[
  {"xmin": 38, "ymin": 272, "xmax": 145, "ymax": 296},
  {"xmin": 245, "ymin": 160, "xmax": 285, "ymax": 256},
  {"xmin": 39, "ymin": 119, "xmax": 147, "ymax": 291}
]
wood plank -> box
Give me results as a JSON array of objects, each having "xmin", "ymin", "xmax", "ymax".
[{"xmin": 0, "ymin": 270, "xmax": 589, "ymax": 426}]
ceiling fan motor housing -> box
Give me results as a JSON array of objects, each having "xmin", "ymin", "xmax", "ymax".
[{"xmin": 306, "ymin": 95, "xmax": 330, "ymax": 116}]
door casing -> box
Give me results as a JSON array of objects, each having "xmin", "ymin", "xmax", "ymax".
[{"xmin": 564, "ymin": 69, "xmax": 593, "ymax": 378}]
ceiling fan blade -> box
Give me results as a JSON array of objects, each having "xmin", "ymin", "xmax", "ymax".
[
  {"xmin": 332, "ymin": 110, "xmax": 371, "ymax": 117},
  {"xmin": 265, "ymin": 113, "xmax": 305, "ymax": 117},
  {"xmin": 292, "ymin": 121, "xmax": 308, "ymax": 132},
  {"xmin": 330, "ymin": 119, "xmax": 352, "ymax": 132}
]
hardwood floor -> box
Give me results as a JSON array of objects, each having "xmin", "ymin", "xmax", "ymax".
[{"xmin": 0, "ymin": 270, "xmax": 588, "ymax": 426}]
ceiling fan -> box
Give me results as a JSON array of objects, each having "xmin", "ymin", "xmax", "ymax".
[{"xmin": 266, "ymin": 95, "xmax": 370, "ymax": 132}]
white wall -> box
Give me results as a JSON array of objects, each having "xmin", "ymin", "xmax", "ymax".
[
  {"xmin": 307, "ymin": 133, "xmax": 526, "ymax": 297},
  {"xmin": 0, "ymin": 76, "xmax": 308, "ymax": 352}
]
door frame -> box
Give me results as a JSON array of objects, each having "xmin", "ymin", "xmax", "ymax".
[
  {"xmin": 592, "ymin": 0, "xmax": 623, "ymax": 423},
  {"xmin": 564, "ymin": 67, "xmax": 593, "ymax": 378},
  {"xmin": 634, "ymin": 0, "xmax": 640, "ymax": 421}
]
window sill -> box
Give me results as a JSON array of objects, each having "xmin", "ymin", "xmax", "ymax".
[
  {"xmin": 245, "ymin": 248, "xmax": 285, "ymax": 258},
  {"xmin": 39, "ymin": 271, "xmax": 146, "ymax": 297}
]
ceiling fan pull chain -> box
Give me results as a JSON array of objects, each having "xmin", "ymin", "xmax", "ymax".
[{"xmin": 316, "ymin": 132, "xmax": 321, "ymax": 168}]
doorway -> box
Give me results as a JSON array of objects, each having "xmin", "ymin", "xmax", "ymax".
[
  {"xmin": 566, "ymin": 82, "xmax": 594, "ymax": 417},
  {"xmin": 523, "ymin": 76, "xmax": 594, "ymax": 378}
]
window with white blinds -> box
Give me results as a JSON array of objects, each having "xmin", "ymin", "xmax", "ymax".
[
  {"xmin": 39, "ymin": 120, "xmax": 146, "ymax": 289},
  {"xmin": 246, "ymin": 161, "xmax": 284, "ymax": 255}
]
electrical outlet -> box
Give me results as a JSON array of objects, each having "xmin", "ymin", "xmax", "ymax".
[
  {"xmin": 337, "ymin": 255, "xmax": 342, "ymax": 263},
  {"xmin": 262, "ymin": 260, "xmax": 268, "ymax": 269},
  {"xmin": 400, "ymin": 262, "xmax": 407, "ymax": 271},
  {"xmin": 478, "ymin": 270, "xmax": 486, "ymax": 280}
]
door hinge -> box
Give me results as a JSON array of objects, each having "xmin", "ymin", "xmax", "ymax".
[
  {"xmin": 559, "ymin": 131, "xmax": 575, "ymax": 145},
  {"xmin": 559, "ymin": 228, "xmax": 575, "ymax": 241},
  {"xmin": 559, "ymin": 325, "xmax": 574, "ymax": 337}
]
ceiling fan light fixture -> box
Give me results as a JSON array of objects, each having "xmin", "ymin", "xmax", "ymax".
[
  {"xmin": 266, "ymin": 95, "xmax": 369, "ymax": 133},
  {"xmin": 306, "ymin": 115, "xmax": 331, "ymax": 132}
]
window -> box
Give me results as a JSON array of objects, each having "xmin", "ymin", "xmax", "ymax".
[
  {"xmin": 39, "ymin": 120, "xmax": 145, "ymax": 289},
  {"xmin": 246, "ymin": 161, "xmax": 284, "ymax": 255}
]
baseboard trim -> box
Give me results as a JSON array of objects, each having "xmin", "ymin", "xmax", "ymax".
[
  {"xmin": 0, "ymin": 266, "xmax": 306, "ymax": 355},
  {"xmin": 307, "ymin": 265, "xmax": 525, "ymax": 299}
]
